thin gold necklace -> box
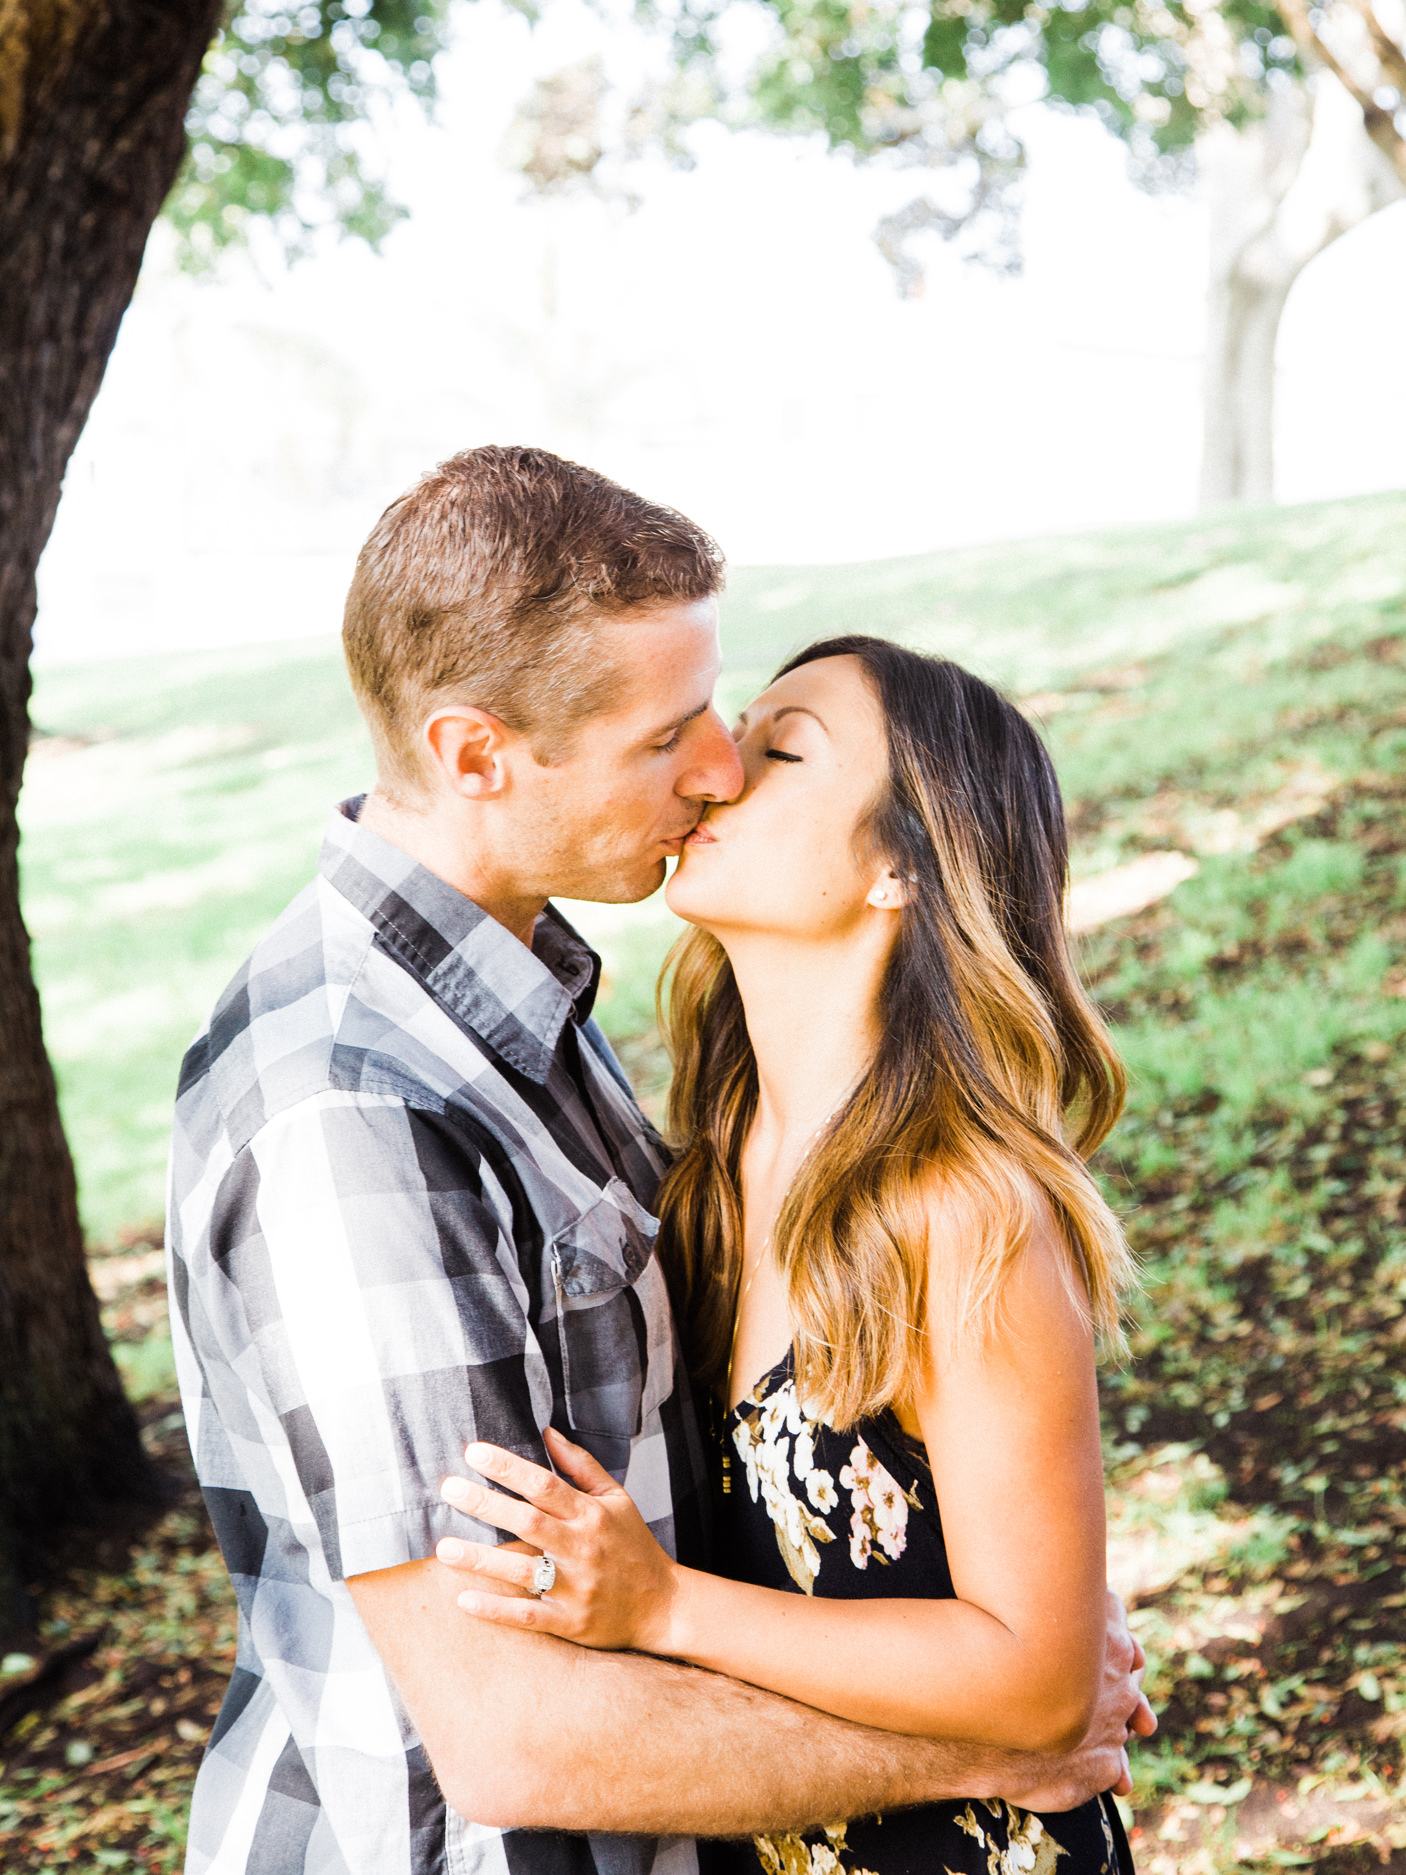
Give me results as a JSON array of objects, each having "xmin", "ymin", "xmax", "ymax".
[{"xmin": 720, "ymin": 1090, "xmax": 852, "ymax": 1493}]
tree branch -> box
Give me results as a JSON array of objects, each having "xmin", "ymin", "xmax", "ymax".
[
  {"xmin": 1345, "ymin": 0, "xmax": 1406, "ymax": 96},
  {"xmin": 1276, "ymin": 0, "xmax": 1406, "ymax": 183}
]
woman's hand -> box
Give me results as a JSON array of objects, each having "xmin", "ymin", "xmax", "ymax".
[{"xmin": 435, "ymin": 1424, "xmax": 683, "ymax": 1653}]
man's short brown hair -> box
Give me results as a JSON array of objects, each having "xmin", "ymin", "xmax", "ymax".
[{"xmin": 343, "ymin": 445, "xmax": 725, "ymax": 785}]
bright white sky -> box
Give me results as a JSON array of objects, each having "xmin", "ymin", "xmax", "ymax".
[{"xmin": 34, "ymin": 0, "xmax": 1406, "ymax": 664}]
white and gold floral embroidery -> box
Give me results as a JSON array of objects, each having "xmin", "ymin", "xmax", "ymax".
[
  {"xmin": 732, "ymin": 1375, "xmax": 926, "ymax": 1586},
  {"xmin": 839, "ymin": 1438, "xmax": 922, "ymax": 1569},
  {"xmin": 753, "ymin": 1822, "xmax": 879, "ymax": 1875},
  {"xmin": 951, "ymin": 1801, "xmax": 1069, "ymax": 1875},
  {"xmin": 731, "ymin": 1377, "xmax": 837, "ymax": 1592}
]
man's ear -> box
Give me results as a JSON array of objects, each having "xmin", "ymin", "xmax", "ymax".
[
  {"xmin": 423, "ymin": 707, "xmax": 516, "ymax": 799},
  {"xmin": 865, "ymin": 867, "xmax": 910, "ymax": 911}
]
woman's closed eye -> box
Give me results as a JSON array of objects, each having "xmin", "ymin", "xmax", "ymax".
[{"xmin": 766, "ymin": 749, "xmax": 803, "ymax": 764}]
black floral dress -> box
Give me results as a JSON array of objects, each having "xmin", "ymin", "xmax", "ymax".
[{"xmin": 702, "ymin": 1351, "xmax": 1134, "ymax": 1875}]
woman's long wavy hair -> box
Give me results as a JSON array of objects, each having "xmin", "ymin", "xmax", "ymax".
[{"xmin": 655, "ymin": 635, "xmax": 1135, "ymax": 1428}]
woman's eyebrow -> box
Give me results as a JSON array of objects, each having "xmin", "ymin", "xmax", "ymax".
[{"xmin": 773, "ymin": 705, "xmax": 829, "ymax": 733}]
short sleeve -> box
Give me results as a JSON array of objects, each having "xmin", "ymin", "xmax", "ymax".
[{"xmin": 201, "ymin": 1090, "xmax": 554, "ymax": 1581}]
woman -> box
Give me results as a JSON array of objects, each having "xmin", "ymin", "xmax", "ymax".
[{"xmin": 437, "ymin": 637, "xmax": 1140, "ymax": 1874}]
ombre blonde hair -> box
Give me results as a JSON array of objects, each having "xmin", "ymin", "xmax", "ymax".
[{"xmin": 655, "ymin": 635, "xmax": 1135, "ymax": 1429}]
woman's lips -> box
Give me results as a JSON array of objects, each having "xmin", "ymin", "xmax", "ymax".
[{"xmin": 682, "ymin": 822, "xmax": 717, "ymax": 847}]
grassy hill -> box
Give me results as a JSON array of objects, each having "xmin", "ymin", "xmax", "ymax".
[{"xmin": 7, "ymin": 486, "xmax": 1406, "ymax": 1871}]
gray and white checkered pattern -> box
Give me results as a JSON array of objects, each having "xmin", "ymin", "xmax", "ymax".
[{"xmin": 168, "ymin": 798, "xmax": 710, "ymax": 1875}]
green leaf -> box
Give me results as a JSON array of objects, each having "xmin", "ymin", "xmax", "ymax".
[{"xmin": 1184, "ymin": 1777, "xmax": 1253, "ymax": 1804}]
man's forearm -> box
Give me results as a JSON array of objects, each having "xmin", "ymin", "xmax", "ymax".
[
  {"xmin": 507, "ymin": 1639, "xmax": 1013, "ymax": 1835},
  {"xmin": 352, "ymin": 1558, "xmax": 1010, "ymax": 1836}
]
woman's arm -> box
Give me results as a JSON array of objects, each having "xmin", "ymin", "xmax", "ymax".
[{"xmin": 440, "ymin": 1206, "xmax": 1111, "ymax": 1754}]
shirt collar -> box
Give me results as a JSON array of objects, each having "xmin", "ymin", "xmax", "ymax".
[{"xmin": 320, "ymin": 797, "xmax": 601, "ymax": 1084}]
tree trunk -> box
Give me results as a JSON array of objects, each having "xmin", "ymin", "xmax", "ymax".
[
  {"xmin": 1200, "ymin": 265, "xmax": 1295, "ymax": 506},
  {"xmin": 1198, "ymin": 73, "xmax": 1405, "ymax": 506},
  {"xmin": 0, "ymin": 0, "xmax": 223, "ymax": 1639}
]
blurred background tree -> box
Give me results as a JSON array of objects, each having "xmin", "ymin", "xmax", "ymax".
[
  {"xmin": 642, "ymin": 0, "xmax": 1405, "ymax": 502},
  {"xmin": 166, "ymin": 0, "xmax": 445, "ymax": 264},
  {"xmin": 0, "ymin": 0, "xmax": 445, "ymax": 1640}
]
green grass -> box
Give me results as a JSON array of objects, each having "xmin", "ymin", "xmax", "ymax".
[
  {"xmin": 724, "ymin": 487, "xmax": 1406, "ymax": 694},
  {"xmin": 23, "ymin": 640, "xmax": 375, "ymax": 1234}
]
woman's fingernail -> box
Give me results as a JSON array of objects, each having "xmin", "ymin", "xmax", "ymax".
[
  {"xmin": 442, "ymin": 1477, "xmax": 471, "ymax": 1505},
  {"xmin": 437, "ymin": 1538, "xmax": 467, "ymax": 1562},
  {"xmin": 466, "ymin": 1442, "xmax": 496, "ymax": 1470},
  {"xmin": 457, "ymin": 1592, "xmax": 482, "ymax": 1613}
]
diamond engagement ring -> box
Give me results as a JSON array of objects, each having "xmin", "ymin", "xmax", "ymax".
[{"xmin": 531, "ymin": 1555, "xmax": 556, "ymax": 1597}]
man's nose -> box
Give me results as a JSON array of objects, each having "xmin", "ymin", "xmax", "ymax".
[{"xmin": 680, "ymin": 708, "xmax": 745, "ymax": 802}]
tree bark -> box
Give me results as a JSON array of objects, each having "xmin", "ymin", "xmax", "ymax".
[
  {"xmin": 0, "ymin": 0, "xmax": 223, "ymax": 1638},
  {"xmin": 1200, "ymin": 265, "xmax": 1295, "ymax": 506},
  {"xmin": 1199, "ymin": 73, "xmax": 1404, "ymax": 505}
]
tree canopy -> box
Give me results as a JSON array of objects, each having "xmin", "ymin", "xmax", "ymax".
[
  {"xmin": 163, "ymin": 0, "xmax": 448, "ymax": 264},
  {"xmin": 645, "ymin": 0, "xmax": 1404, "ymax": 276}
]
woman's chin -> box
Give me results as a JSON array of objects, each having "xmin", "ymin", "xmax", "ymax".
[
  {"xmin": 663, "ymin": 876, "xmax": 691, "ymax": 919},
  {"xmin": 664, "ymin": 872, "xmax": 715, "ymax": 926}
]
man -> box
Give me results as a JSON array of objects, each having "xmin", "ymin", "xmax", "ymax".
[{"xmin": 169, "ymin": 445, "xmax": 1151, "ymax": 1875}]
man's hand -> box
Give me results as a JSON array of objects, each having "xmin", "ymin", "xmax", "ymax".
[{"xmin": 994, "ymin": 1592, "xmax": 1155, "ymax": 1813}]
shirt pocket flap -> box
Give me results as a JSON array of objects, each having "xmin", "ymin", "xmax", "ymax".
[{"xmin": 550, "ymin": 1177, "xmax": 658, "ymax": 1296}]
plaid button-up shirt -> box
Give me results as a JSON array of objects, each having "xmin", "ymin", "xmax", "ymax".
[{"xmin": 168, "ymin": 799, "xmax": 710, "ymax": 1875}]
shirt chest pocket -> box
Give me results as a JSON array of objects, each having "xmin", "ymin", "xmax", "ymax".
[{"xmin": 548, "ymin": 1178, "xmax": 665, "ymax": 1469}]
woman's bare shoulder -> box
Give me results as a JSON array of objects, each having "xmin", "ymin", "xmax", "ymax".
[
  {"xmin": 918, "ymin": 1153, "xmax": 1062, "ymax": 1254},
  {"xmin": 918, "ymin": 1157, "xmax": 1092, "ymax": 1347}
]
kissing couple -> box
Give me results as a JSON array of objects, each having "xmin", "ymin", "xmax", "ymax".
[{"xmin": 169, "ymin": 445, "xmax": 1155, "ymax": 1875}]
